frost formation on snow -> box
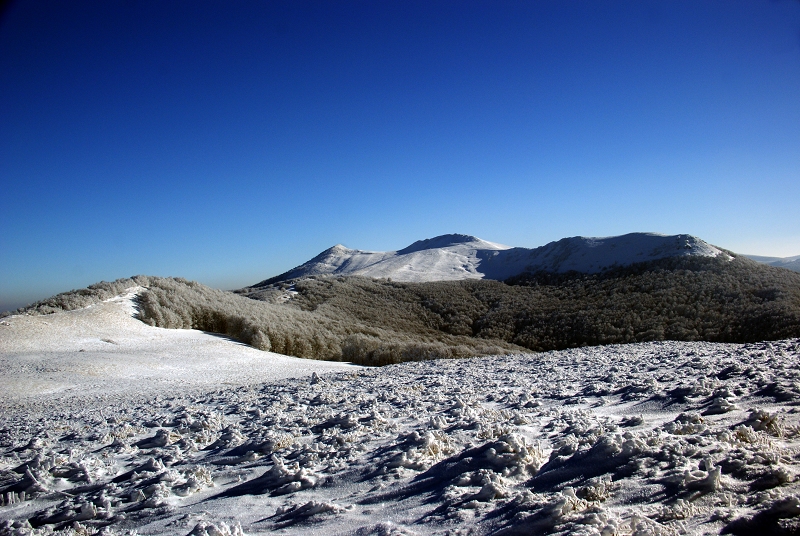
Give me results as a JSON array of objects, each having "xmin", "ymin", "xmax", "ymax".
[{"xmin": 2, "ymin": 339, "xmax": 800, "ymax": 534}]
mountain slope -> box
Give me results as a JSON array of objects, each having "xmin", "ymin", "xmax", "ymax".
[
  {"xmin": 254, "ymin": 234, "xmax": 510, "ymax": 285},
  {"xmin": 9, "ymin": 253, "xmax": 800, "ymax": 364},
  {"xmin": 478, "ymin": 232, "xmax": 725, "ymax": 279},
  {"xmin": 746, "ymin": 254, "xmax": 800, "ymax": 273},
  {"xmin": 252, "ymin": 232, "xmax": 726, "ymax": 286}
]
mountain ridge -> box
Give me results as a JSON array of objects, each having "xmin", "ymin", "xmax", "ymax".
[
  {"xmin": 252, "ymin": 232, "xmax": 729, "ymax": 286},
  {"xmin": 396, "ymin": 234, "xmax": 509, "ymax": 255},
  {"xmin": 744, "ymin": 254, "xmax": 800, "ymax": 273}
]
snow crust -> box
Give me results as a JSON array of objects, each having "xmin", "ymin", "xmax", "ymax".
[
  {"xmin": 3, "ymin": 314, "xmax": 800, "ymax": 534},
  {"xmin": 259, "ymin": 232, "xmax": 726, "ymax": 284}
]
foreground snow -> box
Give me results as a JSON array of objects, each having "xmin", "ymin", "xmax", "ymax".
[
  {"xmin": 0, "ymin": 289, "xmax": 355, "ymax": 400},
  {"xmin": 2, "ymin": 332, "xmax": 800, "ymax": 534}
]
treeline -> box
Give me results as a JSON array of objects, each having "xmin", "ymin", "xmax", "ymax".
[
  {"xmin": 1, "ymin": 276, "xmax": 155, "ymax": 316},
  {"xmin": 8, "ymin": 254, "xmax": 800, "ymax": 365},
  {"xmin": 7, "ymin": 276, "xmax": 519, "ymax": 366},
  {"xmin": 138, "ymin": 277, "xmax": 518, "ymax": 362},
  {"xmin": 246, "ymin": 254, "xmax": 800, "ymax": 353},
  {"xmin": 461, "ymin": 254, "xmax": 799, "ymax": 350}
]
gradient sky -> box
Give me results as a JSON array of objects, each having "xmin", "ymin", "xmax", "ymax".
[{"xmin": 2, "ymin": 0, "xmax": 799, "ymax": 311}]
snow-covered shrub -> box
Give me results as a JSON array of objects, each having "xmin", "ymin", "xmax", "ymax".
[{"xmin": 4, "ymin": 275, "xmax": 154, "ymax": 316}]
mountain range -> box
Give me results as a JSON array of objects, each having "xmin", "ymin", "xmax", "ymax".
[
  {"xmin": 252, "ymin": 232, "xmax": 731, "ymax": 286},
  {"xmin": 744, "ymin": 254, "xmax": 800, "ymax": 273},
  {"xmin": 7, "ymin": 231, "xmax": 800, "ymax": 364}
]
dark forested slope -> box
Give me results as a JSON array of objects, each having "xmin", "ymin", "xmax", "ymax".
[{"xmin": 245, "ymin": 254, "xmax": 800, "ymax": 354}]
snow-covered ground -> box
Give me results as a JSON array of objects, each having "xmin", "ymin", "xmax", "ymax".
[
  {"xmin": 0, "ymin": 289, "xmax": 355, "ymax": 401},
  {"xmin": 254, "ymin": 232, "xmax": 726, "ymax": 285},
  {"xmin": 2, "ymin": 293, "xmax": 800, "ymax": 535}
]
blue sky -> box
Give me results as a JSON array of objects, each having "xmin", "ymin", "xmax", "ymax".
[{"xmin": 2, "ymin": 0, "xmax": 799, "ymax": 311}]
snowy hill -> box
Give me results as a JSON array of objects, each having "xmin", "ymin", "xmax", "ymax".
[
  {"xmin": 254, "ymin": 234, "xmax": 510, "ymax": 285},
  {"xmin": 745, "ymin": 254, "xmax": 800, "ymax": 273},
  {"xmin": 478, "ymin": 233, "xmax": 726, "ymax": 280},
  {"xmin": 254, "ymin": 232, "xmax": 727, "ymax": 285},
  {"xmin": 0, "ymin": 288, "xmax": 354, "ymax": 399}
]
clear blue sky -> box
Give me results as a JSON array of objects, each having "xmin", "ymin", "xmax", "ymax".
[{"xmin": 2, "ymin": 0, "xmax": 799, "ymax": 311}]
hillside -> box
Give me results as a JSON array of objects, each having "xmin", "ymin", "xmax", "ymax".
[
  {"xmin": 252, "ymin": 232, "xmax": 725, "ymax": 285},
  {"xmin": 0, "ymin": 287, "xmax": 353, "ymax": 399},
  {"xmin": 4, "ymin": 276, "xmax": 522, "ymax": 366},
  {"xmin": 242, "ymin": 254, "xmax": 800, "ymax": 353},
  {"xmin": 746, "ymin": 254, "xmax": 800, "ymax": 273},
  {"xmin": 7, "ymin": 239, "xmax": 800, "ymax": 365}
]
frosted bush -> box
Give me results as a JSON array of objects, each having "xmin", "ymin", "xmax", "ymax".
[
  {"xmin": 664, "ymin": 413, "xmax": 707, "ymax": 435},
  {"xmin": 188, "ymin": 521, "xmax": 244, "ymax": 536},
  {"xmin": 745, "ymin": 409, "xmax": 786, "ymax": 437}
]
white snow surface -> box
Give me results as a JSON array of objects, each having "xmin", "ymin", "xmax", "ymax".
[
  {"xmin": 0, "ymin": 289, "xmax": 355, "ymax": 400},
  {"xmin": 262, "ymin": 234, "xmax": 510, "ymax": 283},
  {"xmin": 258, "ymin": 232, "xmax": 726, "ymax": 284},
  {"xmin": 2, "ymin": 292, "xmax": 800, "ymax": 534}
]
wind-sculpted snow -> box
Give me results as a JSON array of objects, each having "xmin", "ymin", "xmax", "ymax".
[{"xmin": 3, "ymin": 339, "xmax": 800, "ymax": 535}]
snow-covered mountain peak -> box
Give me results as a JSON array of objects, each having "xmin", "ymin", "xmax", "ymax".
[
  {"xmin": 397, "ymin": 234, "xmax": 509, "ymax": 254},
  {"xmin": 316, "ymin": 244, "xmax": 355, "ymax": 258},
  {"xmin": 476, "ymin": 233, "xmax": 726, "ymax": 279},
  {"xmin": 253, "ymin": 232, "xmax": 727, "ymax": 286},
  {"xmin": 541, "ymin": 233, "xmax": 723, "ymax": 262}
]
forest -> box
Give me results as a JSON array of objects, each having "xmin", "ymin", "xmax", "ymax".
[{"xmin": 7, "ymin": 254, "xmax": 800, "ymax": 366}]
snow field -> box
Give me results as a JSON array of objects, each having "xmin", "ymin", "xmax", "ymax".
[
  {"xmin": 2, "ymin": 339, "xmax": 800, "ymax": 534},
  {"xmin": 0, "ymin": 289, "xmax": 355, "ymax": 400}
]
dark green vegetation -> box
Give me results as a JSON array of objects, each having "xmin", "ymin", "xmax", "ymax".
[
  {"xmin": 7, "ymin": 255, "xmax": 800, "ymax": 365},
  {"xmin": 499, "ymin": 254, "xmax": 800, "ymax": 349}
]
